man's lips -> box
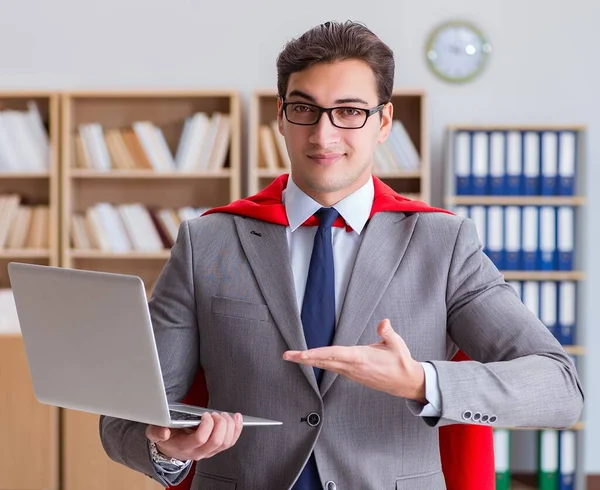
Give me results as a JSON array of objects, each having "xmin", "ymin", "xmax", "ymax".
[{"xmin": 307, "ymin": 153, "xmax": 344, "ymax": 163}]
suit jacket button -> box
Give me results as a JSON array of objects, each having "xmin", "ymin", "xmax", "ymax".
[
  {"xmin": 462, "ymin": 410, "xmax": 473, "ymax": 421},
  {"xmin": 325, "ymin": 481, "xmax": 336, "ymax": 490},
  {"xmin": 307, "ymin": 412, "xmax": 321, "ymax": 427}
]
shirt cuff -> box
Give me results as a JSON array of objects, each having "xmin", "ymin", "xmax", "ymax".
[{"xmin": 414, "ymin": 362, "xmax": 442, "ymax": 417}]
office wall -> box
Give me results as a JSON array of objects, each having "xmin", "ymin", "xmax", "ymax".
[{"xmin": 1, "ymin": 0, "xmax": 597, "ymax": 474}]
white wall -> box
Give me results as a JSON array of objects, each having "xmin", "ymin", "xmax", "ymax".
[{"xmin": 2, "ymin": 0, "xmax": 598, "ymax": 474}]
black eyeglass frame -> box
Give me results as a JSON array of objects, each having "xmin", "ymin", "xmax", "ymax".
[{"xmin": 281, "ymin": 100, "xmax": 387, "ymax": 129}]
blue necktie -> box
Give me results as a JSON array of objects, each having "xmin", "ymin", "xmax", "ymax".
[{"xmin": 294, "ymin": 207, "xmax": 338, "ymax": 490}]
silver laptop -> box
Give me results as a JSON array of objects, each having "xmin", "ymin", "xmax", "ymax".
[{"xmin": 7, "ymin": 262, "xmax": 281, "ymax": 429}]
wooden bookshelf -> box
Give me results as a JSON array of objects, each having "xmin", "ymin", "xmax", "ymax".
[
  {"xmin": 444, "ymin": 124, "xmax": 587, "ymax": 490},
  {"xmin": 249, "ymin": 89, "xmax": 430, "ymax": 202},
  {"xmin": 0, "ymin": 91, "xmax": 59, "ymax": 489},
  {"xmin": 60, "ymin": 89, "xmax": 241, "ymax": 490}
]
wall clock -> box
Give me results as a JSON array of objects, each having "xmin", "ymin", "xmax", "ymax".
[{"xmin": 425, "ymin": 20, "xmax": 492, "ymax": 83}]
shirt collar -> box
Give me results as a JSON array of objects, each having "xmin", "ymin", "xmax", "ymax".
[{"xmin": 282, "ymin": 175, "xmax": 374, "ymax": 235}]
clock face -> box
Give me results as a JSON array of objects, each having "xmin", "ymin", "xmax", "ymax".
[{"xmin": 425, "ymin": 21, "xmax": 492, "ymax": 83}]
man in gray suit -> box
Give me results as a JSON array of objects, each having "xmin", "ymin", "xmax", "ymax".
[{"xmin": 100, "ymin": 21, "xmax": 584, "ymax": 489}]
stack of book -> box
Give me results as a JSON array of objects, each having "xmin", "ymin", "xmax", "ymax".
[
  {"xmin": 0, "ymin": 101, "xmax": 50, "ymax": 172},
  {"xmin": 0, "ymin": 194, "xmax": 49, "ymax": 249},
  {"xmin": 75, "ymin": 112, "xmax": 231, "ymax": 172},
  {"xmin": 70, "ymin": 204, "xmax": 209, "ymax": 252}
]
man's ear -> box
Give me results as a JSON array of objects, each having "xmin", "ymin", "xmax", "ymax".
[
  {"xmin": 377, "ymin": 102, "xmax": 394, "ymax": 143},
  {"xmin": 276, "ymin": 96, "xmax": 285, "ymax": 135}
]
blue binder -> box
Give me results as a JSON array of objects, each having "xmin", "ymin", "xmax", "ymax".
[
  {"xmin": 558, "ymin": 131, "xmax": 577, "ymax": 196},
  {"xmin": 540, "ymin": 281, "xmax": 559, "ymax": 341},
  {"xmin": 558, "ymin": 282, "xmax": 576, "ymax": 345},
  {"xmin": 471, "ymin": 131, "xmax": 488, "ymax": 195},
  {"xmin": 504, "ymin": 206, "xmax": 521, "ymax": 270},
  {"xmin": 488, "ymin": 131, "xmax": 506, "ymax": 195},
  {"xmin": 486, "ymin": 206, "xmax": 504, "ymax": 269},
  {"xmin": 541, "ymin": 131, "xmax": 558, "ymax": 195},
  {"xmin": 539, "ymin": 206, "xmax": 557, "ymax": 270},
  {"xmin": 455, "ymin": 131, "xmax": 472, "ymax": 195},
  {"xmin": 557, "ymin": 206, "xmax": 575, "ymax": 270},
  {"xmin": 506, "ymin": 131, "xmax": 523, "ymax": 195},
  {"xmin": 523, "ymin": 131, "xmax": 541, "ymax": 195},
  {"xmin": 558, "ymin": 430, "xmax": 576, "ymax": 490},
  {"xmin": 521, "ymin": 206, "xmax": 539, "ymax": 270}
]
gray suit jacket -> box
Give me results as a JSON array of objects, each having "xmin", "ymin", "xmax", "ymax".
[{"xmin": 100, "ymin": 211, "xmax": 583, "ymax": 490}]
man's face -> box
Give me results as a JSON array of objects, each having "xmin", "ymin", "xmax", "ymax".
[{"xmin": 277, "ymin": 58, "xmax": 393, "ymax": 205}]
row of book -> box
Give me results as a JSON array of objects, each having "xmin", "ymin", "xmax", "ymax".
[
  {"xmin": 0, "ymin": 194, "xmax": 49, "ymax": 249},
  {"xmin": 71, "ymin": 203, "xmax": 209, "ymax": 252},
  {"xmin": 453, "ymin": 130, "xmax": 578, "ymax": 196},
  {"xmin": 494, "ymin": 429, "xmax": 577, "ymax": 490},
  {"xmin": 259, "ymin": 119, "xmax": 421, "ymax": 173},
  {"xmin": 75, "ymin": 111, "xmax": 231, "ymax": 173},
  {"xmin": 507, "ymin": 281, "xmax": 576, "ymax": 346},
  {"xmin": 375, "ymin": 120, "xmax": 420, "ymax": 172},
  {"xmin": 259, "ymin": 122, "xmax": 291, "ymax": 170},
  {"xmin": 0, "ymin": 102, "xmax": 50, "ymax": 172},
  {"xmin": 495, "ymin": 429, "xmax": 577, "ymax": 490},
  {"xmin": 454, "ymin": 205, "xmax": 575, "ymax": 271}
]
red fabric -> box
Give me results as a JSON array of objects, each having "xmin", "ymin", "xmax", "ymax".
[{"xmin": 170, "ymin": 175, "xmax": 494, "ymax": 490}]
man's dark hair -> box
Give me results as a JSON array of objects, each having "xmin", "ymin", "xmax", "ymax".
[{"xmin": 276, "ymin": 20, "xmax": 395, "ymax": 105}]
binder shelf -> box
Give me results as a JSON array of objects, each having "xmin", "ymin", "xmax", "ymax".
[{"xmin": 444, "ymin": 124, "xmax": 587, "ymax": 490}]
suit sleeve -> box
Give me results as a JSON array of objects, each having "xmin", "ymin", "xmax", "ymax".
[
  {"xmin": 99, "ymin": 220, "xmax": 199, "ymax": 485},
  {"xmin": 424, "ymin": 217, "xmax": 583, "ymax": 428}
]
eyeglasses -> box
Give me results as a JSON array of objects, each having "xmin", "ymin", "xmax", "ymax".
[{"xmin": 282, "ymin": 101, "xmax": 386, "ymax": 129}]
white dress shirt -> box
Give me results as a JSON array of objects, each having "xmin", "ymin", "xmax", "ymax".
[{"xmin": 282, "ymin": 176, "xmax": 442, "ymax": 416}]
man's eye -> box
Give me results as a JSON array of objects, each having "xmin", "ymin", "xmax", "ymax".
[
  {"xmin": 293, "ymin": 105, "xmax": 314, "ymax": 113},
  {"xmin": 338, "ymin": 108, "xmax": 361, "ymax": 117}
]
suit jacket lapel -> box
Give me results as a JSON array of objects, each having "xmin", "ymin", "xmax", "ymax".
[
  {"xmin": 319, "ymin": 212, "xmax": 420, "ymax": 396},
  {"xmin": 233, "ymin": 216, "xmax": 320, "ymax": 395}
]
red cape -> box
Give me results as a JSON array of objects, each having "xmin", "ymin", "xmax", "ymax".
[{"xmin": 170, "ymin": 174, "xmax": 495, "ymax": 490}]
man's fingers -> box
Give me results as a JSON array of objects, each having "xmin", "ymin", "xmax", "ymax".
[
  {"xmin": 231, "ymin": 413, "xmax": 244, "ymax": 446},
  {"xmin": 194, "ymin": 412, "xmax": 215, "ymax": 446},
  {"xmin": 146, "ymin": 425, "xmax": 171, "ymax": 443},
  {"xmin": 220, "ymin": 413, "xmax": 237, "ymax": 449},
  {"xmin": 195, "ymin": 413, "xmax": 229, "ymax": 459}
]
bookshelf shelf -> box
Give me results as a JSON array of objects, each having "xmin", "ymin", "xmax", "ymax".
[
  {"xmin": 502, "ymin": 271, "xmax": 585, "ymax": 281},
  {"xmin": 447, "ymin": 124, "xmax": 586, "ymax": 132},
  {"xmin": 505, "ymin": 421, "xmax": 585, "ymax": 431},
  {"xmin": 71, "ymin": 169, "xmax": 232, "ymax": 179},
  {"xmin": 68, "ymin": 250, "xmax": 171, "ymax": 260},
  {"xmin": 0, "ymin": 172, "xmax": 51, "ymax": 179},
  {"xmin": 0, "ymin": 249, "xmax": 51, "ymax": 259},
  {"xmin": 564, "ymin": 345, "xmax": 586, "ymax": 355},
  {"xmin": 249, "ymin": 89, "xmax": 430, "ymax": 201},
  {"xmin": 0, "ymin": 91, "xmax": 59, "ymax": 490},
  {"xmin": 60, "ymin": 89, "xmax": 241, "ymax": 490},
  {"xmin": 446, "ymin": 196, "xmax": 586, "ymax": 206}
]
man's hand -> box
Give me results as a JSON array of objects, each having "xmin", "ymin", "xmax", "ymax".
[
  {"xmin": 146, "ymin": 412, "xmax": 243, "ymax": 461},
  {"xmin": 283, "ymin": 319, "xmax": 426, "ymax": 403}
]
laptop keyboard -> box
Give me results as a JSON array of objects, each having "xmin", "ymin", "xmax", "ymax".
[{"xmin": 169, "ymin": 410, "xmax": 203, "ymax": 421}]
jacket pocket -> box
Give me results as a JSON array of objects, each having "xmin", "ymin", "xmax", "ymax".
[
  {"xmin": 211, "ymin": 295, "xmax": 269, "ymax": 322},
  {"xmin": 192, "ymin": 471, "xmax": 237, "ymax": 490},
  {"xmin": 396, "ymin": 470, "xmax": 445, "ymax": 490}
]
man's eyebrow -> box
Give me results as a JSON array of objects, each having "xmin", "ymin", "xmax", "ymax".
[
  {"xmin": 286, "ymin": 90, "xmax": 370, "ymax": 106},
  {"xmin": 287, "ymin": 90, "xmax": 317, "ymax": 102},
  {"xmin": 333, "ymin": 97, "xmax": 370, "ymax": 105}
]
